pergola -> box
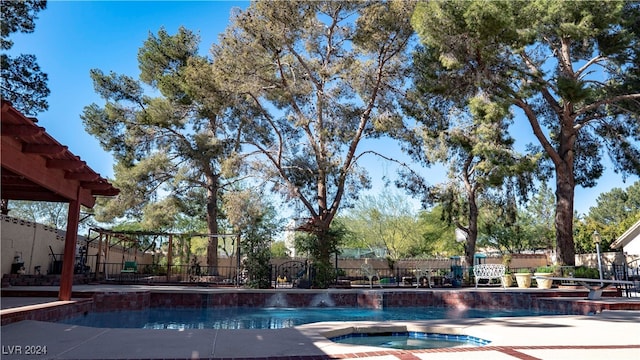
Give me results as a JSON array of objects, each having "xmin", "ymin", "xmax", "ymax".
[{"xmin": 1, "ymin": 100, "xmax": 119, "ymax": 300}]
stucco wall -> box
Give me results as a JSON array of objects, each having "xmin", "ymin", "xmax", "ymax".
[
  {"xmin": 1, "ymin": 215, "xmax": 152, "ymax": 276},
  {"xmin": 575, "ymin": 251, "xmax": 625, "ymax": 268},
  {"xmin": 1, "ymin": 215, "xmax": 64, "ymax": 275}
]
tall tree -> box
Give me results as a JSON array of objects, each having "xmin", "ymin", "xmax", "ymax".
[
  {"xmin": 1, "ymin": 0, "xmax": 49, "ymax": 115},
  {"xmin": 211, "ymin": 0, "xmax": 415, "ymax": 281},
  {"xmin": 403, "ymin": 79, "xmax": 539, "ymax": 265},
  {"xmin": 82, "ymin": 27, "xmax": 244, "ymax": 273},
  {"xmin": 411, "ymin": 0, "xmax": 640, "ymax": 265}
]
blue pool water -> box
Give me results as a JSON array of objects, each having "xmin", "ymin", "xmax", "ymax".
[
  {"xmin": 330, "ymin": 331, "xmax": 490, "ymax": 349},
  {"xmin": 60, "ymin": 307, "xmax": 561, "ymax": 330}
]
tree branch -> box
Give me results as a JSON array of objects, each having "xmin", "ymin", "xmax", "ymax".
[
  {"xmin": 513, "ymin": 98, "xmax": 562, "ymax": 166},
  {"xmin": 576, "ymin": 54, "xmax": 606, "ymax": 79},
  {"xmin": 578, "ymin": 94, "xmax": 640, "ymax": 116}
]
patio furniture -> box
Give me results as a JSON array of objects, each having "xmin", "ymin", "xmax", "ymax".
[
  {"xmin": 473, "ymin": 264, "xmax": 506, "ymax": 288},
  {"xmin": 120, "ymin": 261, "xmax": 138, "ymax": 273},
  {"xmin": 361, "ymin": 263, "xmax": 382, "ymax": 288},
  {"xmin": 414, "ymin": 268, "xmax": 433, "ymax": 288}
]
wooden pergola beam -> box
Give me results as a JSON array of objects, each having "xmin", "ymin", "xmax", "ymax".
[
  {"xmin": 1, "ymin": 124, "xmax": 45, "ymax": 137},
  {"xmin": 1, "ymin": 100, "xmax": 119, "ymax": 301},
  {"xmin": 22, "ymin": 143, "xmax": 67, "ymax": 155},
  {"xmin": 46, "ymin": 159, "xmax": 86, "ymax": 170}
]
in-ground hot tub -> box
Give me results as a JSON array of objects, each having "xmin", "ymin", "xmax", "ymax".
[{"xmin": 324, "ymin": 325, "xmax": 490, "ymax": 351}]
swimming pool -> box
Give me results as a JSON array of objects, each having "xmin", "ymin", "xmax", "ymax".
[{"xmin": 60, "ymin": 306, "xmax": 562, "ymax": 330}]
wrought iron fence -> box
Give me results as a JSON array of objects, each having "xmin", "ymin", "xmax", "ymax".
[
  {"xmin": 66, "ymin": 258, "xmax": 619, "ymax": 289},
  {"xmin": 97, "ymin": 262, "xmax": 240, "ymax": 285}
]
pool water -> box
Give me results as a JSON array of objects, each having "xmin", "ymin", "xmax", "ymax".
[
  {"xmin": 330, "ymin": 331, "xmax": 490, "ymax": 350},
  {"xmin": 60, "ymin": 306, "xmax": 561, "ymax": 330}
]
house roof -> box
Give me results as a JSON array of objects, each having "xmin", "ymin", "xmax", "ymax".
[
  {"xmin": 1, "ymin": 100, "xmax": 119, "ymax": 208},
  {"xmin": 610, "ymin": 219, "xmax": 640, "ymax": 250}
]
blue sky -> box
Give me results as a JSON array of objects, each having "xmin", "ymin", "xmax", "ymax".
[{"xmin": 6, "ymin": 0, "xmax": 637, "ymax": 216}]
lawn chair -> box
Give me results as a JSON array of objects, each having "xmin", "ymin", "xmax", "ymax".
[
  {"xmin": 361, "ymin": 263, "xmax": 382, "ymax": 288},
  {"xmin": 121, "ymin": 261, "xmax": 138, "ymax": 273}
]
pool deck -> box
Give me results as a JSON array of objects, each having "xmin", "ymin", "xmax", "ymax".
[{"xmin": 1, "ymin": 285, "xmax": 640, "ymax": 360}]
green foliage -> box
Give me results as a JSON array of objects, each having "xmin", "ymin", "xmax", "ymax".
[
  {"xmin": 242, "ymin": 239, "xmax": 271, "ymax": 289},
  {"xmin": 1, "ymin": 0, "xmax": 47, "ymax": 49},
  {"xmin": 338, "ymin": 196, "xmax": 471, "ymax": 259},
  {"xmin": 6, "ymin": 200, "xmax": 68, "ymax": 229},
  {"xmin": 410, "ymin": 0, "xmax": 640, "ymax": 266},
  {"xmin": 1, "ymin": 0, "xmax": 49, "ymax": 114},
  {"xmin": 294, "ymin": 223, "xmax": 345, "ymax": 288},
  {"xmin": 83, "ymin": 27, "xmax": 246, "ymax": 267},
  {"xmin": 573, "ymin": 218, "xmax": 599, "ymax": 255},
  {"xmin": 414, "ymin": 206, "xmax": 460, "ymax": 257},
  {"xmin": 574, "ymin": 181, "xmax": 640, "ymax": 253},
  {"xmin": 480, "ymin": 180, "xmax": 555, "ymax": 254},
  {"xmin": 212, "ymin": 1, "xmax": 416, "ymax": 270},
  {"xmin": 405, "ymin": 4, "xmax": 544, "ymax": 264},
  {"xmin": 589, "ymin": 181, "xmax": 640, "ymax": 226},
  {"xmin": 573, "ymin": 266, "xmax": 599, "ymax": 279},
  {"xmin": 270, "ymin": 241, "xmax": 289, "ymax": 258},
  {"xmin": 338, "ymin": 191, "xmax": 423, "ymax": 259},
  {"xmin": 5, "ymin": 200, "xmax": 101, "ymax": 234},
  {"xmin": 224, "ymin": 187, "xmax": 280, "ymax": 289},
  {"xmin": 311, "ymin": 260, "xmax": 336, "ymax": 289},
  {"xmin": 535, "ymin": 265, "xmax": 554, "ymax": 273},
  {"xmin": 524, "ymin": 182, "xmax": 556, "ymax": 247},
  {"xmin": 404, "ymin": 89, "xmax": 539, "ymax": 265}
]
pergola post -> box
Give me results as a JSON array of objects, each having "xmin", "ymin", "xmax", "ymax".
[
  {"xmin": 95, "ymin": 231, "xmax": 102, "ymax": 281},
  {"xmin": 104, "ymin": 233, "xmax": 111, "ymax": 276},
  {"xmin": 166, "ymin": 234, "xmax": 173, "ymax": 282},
  {"xmin": 59, "ymin": 196, "xmax": 81, "ymax": 301}
]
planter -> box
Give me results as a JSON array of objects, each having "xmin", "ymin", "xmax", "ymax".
[
  {"xmin": 502, "ymin": 274, "xmax": 513, "ymax": 287},
  {"xmin": 534, "ymin": 273, "xmax": 554, "ymax": 289},
  {"xmin": 514, "ymin": 273, "xmax": 532, "ymax": 288}
]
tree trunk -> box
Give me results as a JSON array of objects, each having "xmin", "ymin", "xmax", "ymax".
[
  {"xmin": 555, "ymin": 164, "xmax": 576, "ymax": 266},
  {"xmin": 310, "ymin": 212, "xmax": 332, "ymax": 261},
  {"xmin": 465, "ymin": 192, "xmax": 479, "ymax": 267},
  {"xmin": 515, "ymin": 97, "xmax": 578, "ymax": 266},
  {"xmin": 206, "ymin": 174, "xmax": 219, "ymax": 274}
]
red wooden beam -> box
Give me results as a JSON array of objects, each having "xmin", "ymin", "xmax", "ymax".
[
  {"xmin": 22, "ymin": 143, "xmax": 67, "ymax": 155},
  {"xmin": 1, "ymin": 124, "xmax": 45, "ymax": 137},
  {"xmin": 46, "ymin": 159, "xmax": 86, "ymax": 170},
  {"xmin": 3, "ymin": 139, "xmax": 78, "ymax": 201},
  {"xmin": 65, "ymin": 172, "xmax": 100, "ymax": 181},
  {"xmin": 80, "ymin": 182, "xmax": 114, "ymax": 190}
]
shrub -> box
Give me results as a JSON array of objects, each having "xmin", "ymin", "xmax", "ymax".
[
  {"xmin": 573, "ymin": 266, "xmax": 600, "ymax": 279},
  {"xmin": 535, "ymin": 265, "xmax": 554, "ymax": 273}
]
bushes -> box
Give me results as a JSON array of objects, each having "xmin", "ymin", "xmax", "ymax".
[{"xmin": 573, "ymin": 266, "xmax": 600, "ymax": 279}]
